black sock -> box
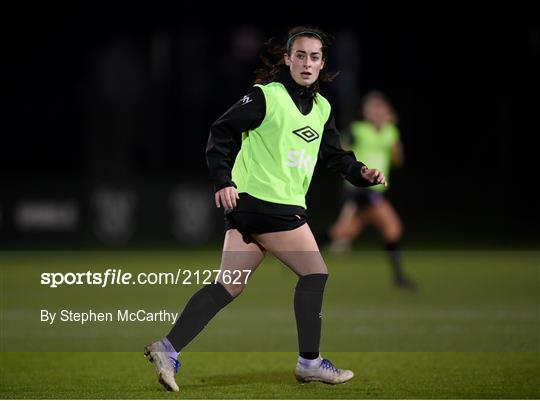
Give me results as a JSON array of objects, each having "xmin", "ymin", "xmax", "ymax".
[
  {"xmin": 166, "ymin": 282, "xmax": 233, "ymax": 351},
  {"xmin": 385, "ymin": 241, "xmax": 405, "ymax": 283},
  {"xmin": 294, "ymin": 273, "xmax": 328, "ymax": 360}
]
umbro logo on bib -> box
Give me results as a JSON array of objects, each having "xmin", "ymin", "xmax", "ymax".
[{"xmin": 292, "ymin": 126, "xmax": 319, "ymax": 143}]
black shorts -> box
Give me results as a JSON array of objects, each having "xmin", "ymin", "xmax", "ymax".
[
  {"xmin": 224, "ymin": 211, "xmax": 307, "ymax": 236},
  {"xmin": 345, "ymin": 187, "xmax": 385, "ymax": 209}
]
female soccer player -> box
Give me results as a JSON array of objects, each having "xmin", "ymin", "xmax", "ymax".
[
  {"xmin": 326, "ymin": 91, "xmax": 415, "ymax": 289},
  {"xmin": 144, "ymin": 26, "xmax": 386, "ymax": 392}
]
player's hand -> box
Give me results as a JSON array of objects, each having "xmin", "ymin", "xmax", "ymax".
[
  {"xmin": 215, "ymin": 186, "xmax": 239, "ymax": 210},
  {"xmin": 361, "ymin": 166, "xmax": 388, "ymax": 187}
]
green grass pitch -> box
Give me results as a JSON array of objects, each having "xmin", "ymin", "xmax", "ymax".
[{"xmin": 1, "ymin": 250, "xmax": 539, "ymax": 398}]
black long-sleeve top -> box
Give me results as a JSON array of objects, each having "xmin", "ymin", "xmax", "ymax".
[{"xmin": 206, "ymin": 69, "xmax": 373, "ymax": 214}]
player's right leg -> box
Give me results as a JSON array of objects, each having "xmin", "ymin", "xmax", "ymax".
[
  {"xmin": 216, "ymin": 227, "xmax": 266, "ymax": 297},
  {"xmin": 327, "ymin": 202, "xmax": 369, "ymax": 254},
  {"xmin": 145, "ymin": 229, "xmax": 265, "ymax": 391},
  {"xmin": 369, "ymin": 200, "xmax": 416, "ymax": 290}
]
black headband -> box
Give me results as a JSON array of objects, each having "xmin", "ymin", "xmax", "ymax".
[{"xmin": 286, "ymin": 31, "xmax": 323, "ymax": 52}]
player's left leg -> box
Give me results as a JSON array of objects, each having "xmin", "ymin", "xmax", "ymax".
[{"xmin": 253, "ymin": 224, "xmax": 354, "ymax": 385}]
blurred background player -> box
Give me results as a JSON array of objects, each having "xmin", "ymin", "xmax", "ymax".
[{"xmin": 322, "ymin": 91, "xmax": 416, "ymax": 290}]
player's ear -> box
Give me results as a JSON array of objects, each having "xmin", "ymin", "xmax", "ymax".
[{"xmin": 284, "ymin": 53, "xmax": 291, "ymax": 66}]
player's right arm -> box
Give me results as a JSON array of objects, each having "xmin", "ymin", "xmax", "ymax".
[{"xmin": 206, "ymin": 87, "xmax": 266, "ymax": 210}]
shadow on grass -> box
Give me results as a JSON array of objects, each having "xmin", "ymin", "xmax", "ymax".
[{"xmin": 183, "ymin": 370, "xmax": 294, "ymax": 388}]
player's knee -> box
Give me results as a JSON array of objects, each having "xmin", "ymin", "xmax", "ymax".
[
  {"xmin": 219, "ymin": 281, "xmax": 246, "ymax": 298},
  {"xmin": 329, "ymin": 224, "xmax": 342, "ymax": 239},
  {"xmin": 346, "ymin": 223, "xmax": 362, "ymax": 238},
  {"xmin": 394, "ymin": 219, "xmax": 403, "ymax": 238},
  {"xmin": 331, "ymin": 224, "xmax": 353, "ymax": 241},
  {"xmin": 383, "ymin": 226, "xmax": 402, "ymax": 242},
  {"xmin": 381, "ymin": 217, "xmax": 402, "ymax": 242}
]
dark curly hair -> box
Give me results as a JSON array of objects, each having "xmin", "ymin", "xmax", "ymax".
[{"xmin": 254, "ymin": 26, "xmax": 338, "ymax": 93}]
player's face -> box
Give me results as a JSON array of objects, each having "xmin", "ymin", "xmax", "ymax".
[
  {"xmin": 284, "ymin": 37, "xmax": 325, "ymax": 87},
  {"xmin": 364, "ymin": 99, "xmax": 390, "ymax": 126}
]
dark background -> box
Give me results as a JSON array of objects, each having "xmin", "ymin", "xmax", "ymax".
[{"xmin": 2, "ymin": 6, "xmax": 538, "ymax": 249}]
